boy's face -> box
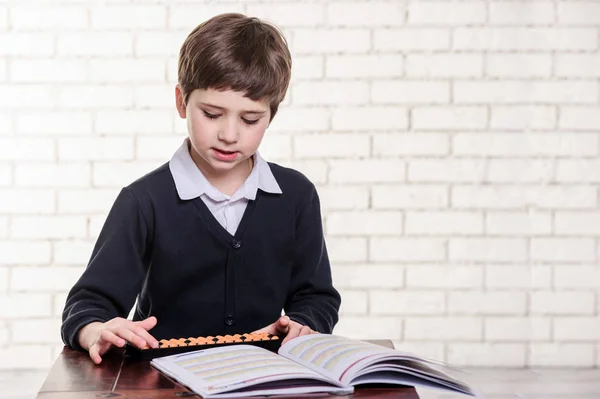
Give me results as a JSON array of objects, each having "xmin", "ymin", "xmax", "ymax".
[{"xmin": 175, "ymin": 87, "xmax": 271, "ymax": 175}]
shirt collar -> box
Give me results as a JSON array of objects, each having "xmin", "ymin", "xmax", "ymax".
[{"xmin": 169, "ymin": 138, "xmax": 282, "ymax": 201}]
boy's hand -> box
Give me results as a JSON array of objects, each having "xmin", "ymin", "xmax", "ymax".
[
  {"xmin": 253, "ymin": 316, "xmax": 318, "ymax": 345},
  {"xmin": 78, "ymin": 316, "xmax": 159, "ymax": 365}
]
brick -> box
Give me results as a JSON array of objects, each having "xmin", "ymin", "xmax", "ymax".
[
  {"xmin": 90, "ymin": 59, "xmax": 166, "ymax": 83},
  {"xmin": 330, "ymin": 160, "xmax": 405, "ymax": 183},
  {"xmin": 327, "ymin": 211, "xmax": 403, "ymax": 236},
  {"xmin": 17, "ymin": 112, "xmax": 92, "ymax": 135},
  {"xmin": 0, "ymin": 323, "xmax": 7, "ymax": 346},
  {"xmin": 531, "ymin": 238, "xmax": 595, "ymax": 262},
  {"xmin": 451, "ymin": 186, "xmax": 597, "ymax": 209},
  {"xmin": 316, "ymin": 186, "xmax": 369, "ymax": 210},
  {"xmin": 372, "ymin": 81, "xmax": 449, "ymax": 105},
  {"xmin": 59, "ymin": 86, "xmax": 134, "ymax": 109},
  {"xmin": 405, "ymin": 211, "xmax": 482, "ymax": 235},
  {"xmin": 58, "ymin": 138, "xmax": 134, "ymax": 161},
  {"xmin": 11, "ymin": 319, "xmax": 63, "ymax": 344},
  {"xmin": 531, "ymin": 291, "xmax": 595, "ymax": 315},
  {"xmin": 0, "ymin": 33, "xmax": 53, "ymax": 56},
  {"xmin": 257, "ymin": 134, "xmax": 292, "ymax": 161},
  {"xmin": 487, "ymin": 160, "xmax": 554, "ymax": 183},
  {"xmin": 294, "ymin": 134, "xmax": 369, "ymax": 159},
  {"xmin": 408, "ymin": 1, "xmax": 485, "ymax": 25},
  {"xmin": 454, "ymin": 133, "xmax": 598, "ymax": 156},
  {"xmin": 11, "ymin": 267, "xmax": 84, "ymax": 292},
  {"xmin": 0, "ymin": 267, "xmax": 7, "ymax": 291},
  {"xmin": 136, "ymin": 136, "xmax": 186, "ymax": 160},
  {"xmin": 486, "ymin": 266, "xmax": 551, "ymax": 289},
  {"xmin": 95, "ymin": 110, "xmax": 173, "ymax": 135},
  {"xmin": 530, "ymin": 344, "xmax": 595, "ymax": 367},
  {"xmin": 293, "ymin": 29, "xmax": 370, "ymax": 54},
  {"xmin": 58, "ymin": 189, "xmax": 118, "ymax": 214},
  {"xmin": 0, "ymin": 7, "xmax": 6, "ymax": 30},
  {"xmin": 135, "ymin": 84, "xmax": 179, "ymax": 108},
  {"xmin": 248, "ymin": 4, "xmax": 324, "ymax": 27},
  {"xmin": 405, "ymin": 318, "xmax": 481, "ymax": 341},
  {"xmin": 486, "ymin": 211, "xmax": 552, "ymax": 235},
  {"xmin": 292, "ymin": 56, "xmax": 323, "ymax": 80},
  {"xmin": 135, "ymin": 32, "xmax": 188, "ymax": 57},
  {"xmin": 454, "ymin": 28, "xmax": 596, "ymax": 50},
  {"xmin": 371, "ymin": 185, "xmax": 448, "ymax": 209},
  {"xmin": 0, "ymin": 138, "xmax": 54, "ymax": 161},
  {"xmin": 327, "ymin": 2, "xmax": 405, "ymax": 26},
  {"xmin": 489, "ymin": 2, "xmax": 555, "ymax": 24},
  {"xmin": 455, "ymin": 81, "xmax": 597, "ymax": 104},
  {"xmin": 555, "ymin": 317, "xmax": 600, "ymax": 341},
  {"xmin": 334, "ymin": 316, "xmax": 402, "ymax": 340},
  {"xmin": 408, "ymin": 159, "xmax": 486, "ymax": 183},
  {"xmin": 12, "ymin": 216, "xmax": 87, "ymax": 239},
  {"xmin": 412, "ymin": 107, "xmax": 487, "ymax": 130},
  {"xmin": 0, "ymin": 216, "xmax": 7, "ymax": 238},
  {"xmin": 486, "ymin": 318, "xmax": 551, "ymax": 342},
  {"xmin": 15, "ymin": 163, "xmax": 90, "ymax": 188},
  {"xmin": 449, "ymin": 291, "xmax": 527, "ymax": 315},
  {"xmin": 338, "ymin": 290, "xmax": 368, "ymax": 315},
  {"xmin": 560, "ymin": 107, "xmax": 600, "ymax": 130},
  {"xmin": 0, "ymin": 294, "xmax": 52, "ymax": 318},
  {"xmin": 0, "ymin": 113, "xmax": 11, "ymax": 135},
  {"xmin": 558, "ymin": 2, "xmax": 600, "ymax": 24},
  {"xmin": 11, "ymin": 60, "xmax": 87, "ymax": 83},
  {"xmin": 326, "ymin": 55, "xmax": 403, "ymax": 78},
  {"xmin": 554, "ymin": 266, "xmax": 600, "ymax": 289},
  {"xmin": 406, "ymin": 54, "xmax": 482, "ymax": 78},
  {"xmin": 448, "ymin": 344, "xmax": 526, "ymax": 367},
  {"xmin": 0, "ymin": 85, "xmax": 54, "ymax": 108},
  {"xmin": 285, "ymin": 161, "xmax": 328, "ymax": 184},
  {"xmin": 293, "ymin": 81, "xmax": 369, "ymax": 105},
  {"xmin": 371, "ymin": 291, "xmax": 445, "ymax": 315},
  {"xmin": 405, "ymin": 265, "xmax": 483, "ymax": 289},
  {"xmin": 53, "ymin": 293, "xmax": 67, "ymax": 316},
  {"xmin": 394, "ymin": 343, "xmax": 444, "ymax": 362},
  {"xmin": 555, "ymin": 212, "xmax": 600, "ymax": 235},
  {"xmin": 374, "ymin": 29, "xmax": 450, "ymax": 51},
  {"xmin": 93, "ymin": 161, "xmax": 163, "ymax": 187},
  {"xmin": 269, "ymin": 108, "xmax": 329, "ymax": 132},
  {"xmin": 325, "ymin": 238, "xmax": 367, "ymax": 262},
  {"xmin": 10, "ymin": 6, "xmax": 87, "ymax": 30},
  {"xmin": 370, "ymin": 238, "xmax": 446, "ymax": 262},
  {"xmin": 91, "ymin": 5, "xmax": 166, "ymax": 29},
  {"xmin": 0, "ymin": 189, "xmax": 55, "ymax": 214},
  {"xmin": 89, "ymin": 215, "xmax": 106, "ymax": 239},
  {"xmin": 491, "ymin": 106, "xmax": 556, "ymax": 130},
  {"xmin": 57, "ymin": 33, "xmax": 133, "ymax": 56},
  {"xmin": 331, "ymin": 264, "xmax": 404, "ymax": 289},
  {"xmin": 449, "ymin": 238, "xmax": 527, "ymax": 262},
  {"xmin": 557, "ymin": 160, "xmax": 600, "ymax": 182},
  {"xmin": 486, "ymin": 54, "xmax": 552, "ymax": 78},
  {"xmin": 0, "ymin": 164, "xmax": 12, "ymax": 186},
  {"xmin": 53, "ymin": 240, "xmax": 95, "ymax": 266},
  {"xmin": 373, "ymin": 133, "xmax": 448, "ymax": 156},
  {"xmin": 168, "ymin": 5, "xmax": 245, "ymax": 29},
  {"xmin": 556, "ymin": 55, "xmax": 600, "ymax": 77},
  {"xmin": 0, "ymin": 241, "xmax": 51, "ymax": 265},
  {"xmin": 0, "ymin": 346, "xmax": 54, "ymax": 370},
  {"xmin": 331, "ymin": 106, "xmax": 408, "ymax": 131}
]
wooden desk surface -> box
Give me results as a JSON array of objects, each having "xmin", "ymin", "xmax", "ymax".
[{"xmin": 37, "ymin": 340, "xmax": 420, "ymax": 399}]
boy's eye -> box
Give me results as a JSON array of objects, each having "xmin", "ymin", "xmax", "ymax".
[
  {"xmin": 203, "ymin": 110, "xmax": 259, "ymax": 126},
  {"xmin": 242, "ymin": 118, "xmax": 259, "ymax": 126},
  {"xmin": 203, "ymin": 111, "xmax": 219, "ymax": 119}
]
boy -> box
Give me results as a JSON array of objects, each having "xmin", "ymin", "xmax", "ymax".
[{"xmin": 60, "ymin": 13, "xmax": 341, "ymax": 365}]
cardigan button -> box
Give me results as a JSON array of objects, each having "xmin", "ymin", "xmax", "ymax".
[
  {"xmin": 225, "ymin": 316, "xmax": 235, "ymax": 326},
  {"xmin": 231, "ymin": 240, "xmax": 242, "ymax": 249}
]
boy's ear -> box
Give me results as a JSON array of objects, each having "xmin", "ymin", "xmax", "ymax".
[{"xmin": 175, "ymin": 85, "xmax": 186, "ymax": 118}]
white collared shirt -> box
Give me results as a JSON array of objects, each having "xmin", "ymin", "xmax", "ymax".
[{"xmin": 168, "ymin": 138, "xmax": 282, "ymax": 236}]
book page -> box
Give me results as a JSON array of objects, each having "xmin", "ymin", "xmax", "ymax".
[{"xmin": 150, "ymin": 344, "xmax": 349, "ymax": 398}]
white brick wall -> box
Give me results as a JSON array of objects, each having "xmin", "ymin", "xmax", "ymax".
[{"xmin": 0, "ymin": 0, "xmax": 599, "ymax": 370}]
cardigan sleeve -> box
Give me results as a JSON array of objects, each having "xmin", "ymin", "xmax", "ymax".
[
  {"xmin": 284, "ymin": 184, "xmax": 341, "ymax": 333},
  {"xmin": 60, "ymin": 187, "xmax": 152, "ymax": 351}
]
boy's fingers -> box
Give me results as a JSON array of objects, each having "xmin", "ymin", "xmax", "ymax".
[
  {"xmin": 89, "ymin": 344, "xmax": 102, "ymax": 364},
  {"xmin": 137, "ymin": 316, "xmax": 158, "ymax": 330},
  {"xmin": 281, "ymin": 325, "xmax": 302, "ymax": 345},
  {"xmin": 100, "ymin": 329, "xmax": 126, "ymax": 347},
  {"xmin": 299, "ymin": 326, "xmax": 312, "ymax": 336},
  {"xmin": 131, "ymin": 326, "xmax": 159, "ymax": 348}
]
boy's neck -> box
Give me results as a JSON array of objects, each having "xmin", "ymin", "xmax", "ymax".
[{"xmin": 189, "ymin": 147, "xmax": 254, "ymax": 197}]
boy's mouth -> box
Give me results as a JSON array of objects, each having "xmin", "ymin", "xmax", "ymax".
[{"xmin": 212, "ymin": 148, "xmax": 239, "ymax": 161}]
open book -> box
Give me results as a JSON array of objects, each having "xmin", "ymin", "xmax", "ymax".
[{"xmin": 151, "ymin": 334, "xmax": 477, "ymax": 398}]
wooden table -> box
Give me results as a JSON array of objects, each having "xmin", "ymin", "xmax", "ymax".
[{"xmin": 36, "ymin": 340, "xmax": 420, "ymax": 398}]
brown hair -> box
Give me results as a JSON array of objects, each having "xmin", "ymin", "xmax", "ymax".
[{"xmin": 178, "ymin": 13, "xmax": 292, "ymax": 121}]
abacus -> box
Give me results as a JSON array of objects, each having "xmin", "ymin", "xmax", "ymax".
[{"xmin": 126, "ymin": 332, "xmax": 281, "ymax": 360}]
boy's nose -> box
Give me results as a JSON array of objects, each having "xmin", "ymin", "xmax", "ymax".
[{"xmin": 217, "ymin": 125, "xmax": 238, "ymax": 143}]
